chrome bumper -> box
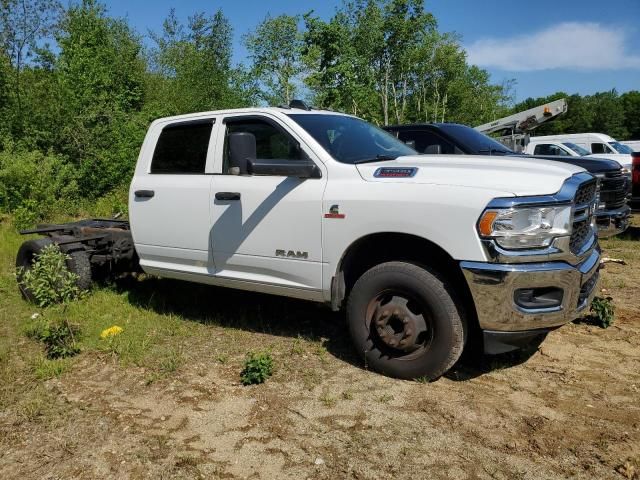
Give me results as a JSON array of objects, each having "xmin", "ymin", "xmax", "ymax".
[
  {"xmin": 595, "ymin": 205, "xmax": 631, "ymax": 238},
  {"xmin": 460, "ymin": 248, "xmax": 600, "ymax": 332}
]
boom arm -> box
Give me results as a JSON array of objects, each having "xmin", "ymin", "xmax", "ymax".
[{"xmin": 475, "ymin": 99, "xmax": 568, "ymax": 136}]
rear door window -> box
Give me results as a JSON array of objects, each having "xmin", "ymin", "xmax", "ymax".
[{"xmin": 151, "ymin": 120, "xmax": 214, "ymax": 174}]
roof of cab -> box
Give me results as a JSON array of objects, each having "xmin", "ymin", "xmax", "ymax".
[{"xmin": 150, "ymin": 106, "xmax": 350, "ymax": 126}]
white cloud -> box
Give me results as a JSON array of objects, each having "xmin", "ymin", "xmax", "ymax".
[{"xmin": 466, "ymin": 22, "xmax": 640, "ymax": 71}]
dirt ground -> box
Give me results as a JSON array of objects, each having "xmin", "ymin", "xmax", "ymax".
[{"xmin": 1, "ymin": 224, "xmax": 639, "ymax": 479}]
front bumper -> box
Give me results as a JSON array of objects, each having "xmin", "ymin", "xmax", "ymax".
[
  {"xmin": 595, "ymin": 205, "xmax": 631, "ymax": 237},
  {"xmin": 460, "ymin": 247, "xmax": 600, "ymax": 332}
]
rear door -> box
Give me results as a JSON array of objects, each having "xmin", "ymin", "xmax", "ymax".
[{"xmin": 129, "ymin": 118, "xmax": 217, "ymax": 275}]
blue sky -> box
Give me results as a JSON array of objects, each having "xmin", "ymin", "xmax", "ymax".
[{"xmin": 103, "ymin": 0, "xmax": 640, "ymax": 102}]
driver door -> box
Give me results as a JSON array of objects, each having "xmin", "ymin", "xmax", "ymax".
[{"xmin": 210, "ymin": 115, "xmax": 326, "ymax": 293}]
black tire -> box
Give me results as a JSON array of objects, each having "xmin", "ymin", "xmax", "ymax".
[
  {"xmin": 346, "ymin": 261, "xmax": 465, "ymax": 380},
  {"xmin": 16, "ymin": 238, "xmax": 93, "ymax": 302}
]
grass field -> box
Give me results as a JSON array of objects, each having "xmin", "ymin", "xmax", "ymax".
[{"xmin": 1, "ymin": 214, "xmax": 639, "ymax": 479}]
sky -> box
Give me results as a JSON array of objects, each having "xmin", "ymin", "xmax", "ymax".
[{"xmin": 103, "ymin": 0, "xmax": 640, "ymax": 103}]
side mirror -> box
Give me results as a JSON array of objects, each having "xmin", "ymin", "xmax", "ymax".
[
  {"xmin": 248, "ymin": 158, "xmax": 321, "ymax": 178},
  {"xmin": 229, "ymin": 132, "xmax": 256, "ymax": 175},
  {"xmin": 424, "ymin": 144, "xmax": 442, "ymax": 154}
]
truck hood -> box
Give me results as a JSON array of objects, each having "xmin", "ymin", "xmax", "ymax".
[
  {"xmin": 513, "ymin": 154, "xmax": 621, "ymax": 174},
  {"xmin": 585, "ymin": 153, "xmax": 632, "ymax": 170},
  {"xmin": 355, "ymin": 155, "xmax": 585, "ymax": 197}
]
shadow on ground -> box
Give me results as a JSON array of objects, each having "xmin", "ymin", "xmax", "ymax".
[
  {"xmin": 115, "ymin": 274, "xmax": 543, "ymax": 382},
  {"xmin": 619, "ymin": 225, "xmax": 640, "ymax": 241}
]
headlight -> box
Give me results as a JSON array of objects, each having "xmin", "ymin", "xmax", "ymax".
[{"xmin": 478, "ymin": 205, "xmax": 572, "ymax": 250}]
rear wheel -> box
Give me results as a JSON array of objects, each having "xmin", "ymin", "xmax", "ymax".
[
  {"xmin": 16, "ymin": 238, "xmax": 92, "ymax": 302},
  {"xmin": 346, "ymin": 261, "xmax": 465, "ymax": 380}
]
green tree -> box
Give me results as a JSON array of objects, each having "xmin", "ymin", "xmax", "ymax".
[
  {"xmin": 0, "ymin": 0, "xmax": 60, "ymax": 134},
  {"xmin": 621, "ymin": 91, "xmax": 640, "ymax": 140},
  {"xmin": 244, "ymin": 14, "xmax": 305, "ymax": 105},
  {"xmin": 150, "ymin": 8, "xmax": 252, "ymax": 114},
  {"xmin": 55, "ymin": 0, "xmax": 146, "ymax": 195}
]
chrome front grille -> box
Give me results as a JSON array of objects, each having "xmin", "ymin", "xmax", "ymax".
[{"xmin": 570, "ymin": 179, "xmax": 597, "ymax": 254}]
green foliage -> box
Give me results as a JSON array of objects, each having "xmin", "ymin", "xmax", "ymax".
[
  {"xmin": 240, "ymin": 351, "xmax": 274, "ymax": 385},
  {"xmin": 512, "ymin": 89, "xmax": 638, "ymax": 140},
  {"xmin": 18, "ymin": 244, "xmax": 83, "ymax": 307},
  {"xmin": 92, "ymin": 185, "xmax": 129, "ymax": 218},
  {"xmin": 12, "ymin": 199, "xmax": 40, "ymax": 230},
  {"xmin": 244, "ymin": 14, "xmax": 305, "ymax": 104},
  {"xmin": 0, "ymin": 148, "xmax": 79, "ymax": 217},
  {"xmin": 26, "ymin": 318, "xmax": 81, "ymax": 359},
  {"xmin": 589, "ymin": 296, "xmax": 615, "ymax": 329}
]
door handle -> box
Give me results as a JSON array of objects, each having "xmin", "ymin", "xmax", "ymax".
[
  {"xmin": 134, "ymin": 190, "xmax": 155, "ymax": 198},
  {"xmin": 215, "ymin": 192, "xmax": 241, "ymax": 201}
]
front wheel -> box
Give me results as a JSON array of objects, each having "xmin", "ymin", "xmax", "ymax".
[{"xmin": 346, "ymin": 262, "xmax": 466, "ymax": 380}]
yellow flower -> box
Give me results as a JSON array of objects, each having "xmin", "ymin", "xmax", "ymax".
[{"xmin": 100, "ymin": 325, "xmax": 123, "ymax": 339}]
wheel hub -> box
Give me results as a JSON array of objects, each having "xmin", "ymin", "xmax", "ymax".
[{"xmin": 371, "ymin": 295, "xmax": 428, "ymax": 353}]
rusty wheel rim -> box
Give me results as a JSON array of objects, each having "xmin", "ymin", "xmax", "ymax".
[{"xmin": 366, "ymin": 290, "xmax": 434, "ymax": 359}]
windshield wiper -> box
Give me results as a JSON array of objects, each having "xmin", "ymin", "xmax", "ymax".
[{"xmin": 353, "ymin": 154, "xmax": 398, "ymax": 164}]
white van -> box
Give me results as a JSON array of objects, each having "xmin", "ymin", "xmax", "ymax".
[{"xmin": 524, "ymin": 133, "xmax": 633, "ymax": 171}]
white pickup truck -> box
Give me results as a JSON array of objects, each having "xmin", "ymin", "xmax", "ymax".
[{"xmin": 16, "ymin": 103, "xmax": 601, "ymax": 380}]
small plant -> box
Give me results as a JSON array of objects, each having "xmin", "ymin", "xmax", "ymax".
[
  {"xmin": 320, "ymin": 392, "xmax": 337, "ymax": 407},
  {"xmin": 18, "ymin": 244, "xmax": 83, "ymax": 307},
  {"xmin": 26, "ymin": 318, "xmax": 81, "ymax": 359},
  {"xmin": 590, "ymin": 296, "xmax": 615, "ymax": 328},
  {"xmin": 240, "ymin": 351, "xmax": 274, "ymax": 385}
]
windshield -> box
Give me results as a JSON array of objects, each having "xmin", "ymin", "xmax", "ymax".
[
  {"xmin": 609, "ymin": 142, "xmax": 633, "ymax": 154},
  {"xmin": 441, "ymin": 124, "xmax": 514, "ymax": 154},
  {"xmin": 562, "ymin": 142, "xmax": 590, "ymax": 156},
  {"xmin": 288, "ymin": 114, "xmax": 416, "ymax": 164}
]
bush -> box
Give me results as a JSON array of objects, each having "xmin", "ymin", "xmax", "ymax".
[
  {"xmin": 92, "ymin": 185, "xmax": 129, "ymax": 218},
  {"xmin": 240, "ymin": 351, "xmax": 274, "ymax": 385},
  {"xmin": 26, "ymin": 318, "xmax": 81, "ymax": 359},
  {"xmin": 18, "ymin": 244, "xmax": 83, "ymax": 307},
  {"xmin": 590, "ymin": 296, "xmax": 615, "ymax": 328},
  {"xmin": 12, "ymin": 199, "xmax": 41, "ymax": 230},
  {"xmin": 0, "ymin": 148, "xmax": 80, "ymax": 219}
]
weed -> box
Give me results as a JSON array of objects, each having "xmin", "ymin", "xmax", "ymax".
[
  {"xmin": 414, "ymin": 376, "xmax": 430, "ymax": 384},
  {"xmin": 290, "ymin": 337, "xmax": 305, "ymax": 355},
  {"xmin": 31, "ymin": 355, "xmax": 71, "ymax": 380},
  {"xmin": 379, "ymin": 393, "xmax": 394, "ymax": 404},
  {"xmin": 240, "ymin": 351, "xmax": 274, "ymax": 385},
  {"xmin": 589, "ymin": 296, "xmax": 615, "ymax": 328},
  {"xmin": 320, "ymin": 392, "xmax": 337, "ymax": 407},
  {"xmin": 26, "ymin": 317, "xmax": 81, "ymax": 359},
  {"xmin": 17, "ymin": 244, "xmax": 83, "ymax": 307},
  {"xmin": 341, "ymin": 390, "xmax": 354, "ymax": 400},
  {"xmin": 158, "ymin": 348, "xmax": 182, "ymax": 374},
  {"xmin": 216, "ymin": 354, "xmax": 229, "ymax": 364}
]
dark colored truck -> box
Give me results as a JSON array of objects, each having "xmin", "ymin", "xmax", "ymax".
[{"xmin": 384, "ymin": 123, "xmax": 632, "ymax": 237}]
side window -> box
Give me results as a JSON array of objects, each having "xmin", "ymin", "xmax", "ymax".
[
  {"xmin": 397, "ymin": 130, "xmax": 457, "ymax": 154},
  {"xmin": 150, "ymin": 120, "xmax": 213, "ymax": 174},
  {"xmin": 223, "ymin": 119, "xmax": 304, "ymax": 174},
  {"xmin": 533, "ymin": 144, "xmax": 553, "ymax": 155},
  {"xmin": 591, "ymin": 143, "xmax": 612, "ymax": 154}
]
